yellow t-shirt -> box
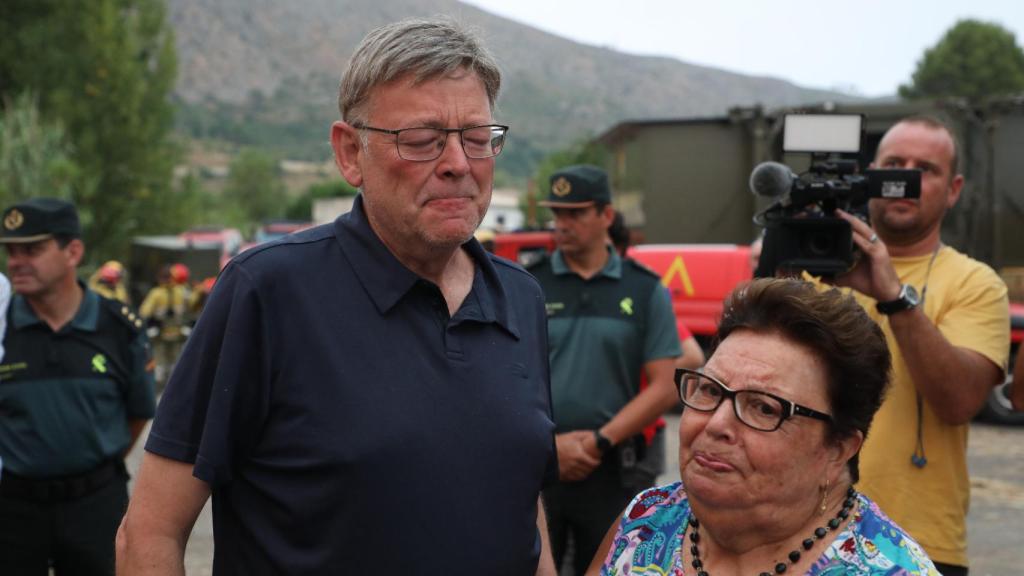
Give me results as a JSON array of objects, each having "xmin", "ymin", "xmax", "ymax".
[{"xmin": 853, "ymin": 246, "xmax": 1009, "ymax": 567}]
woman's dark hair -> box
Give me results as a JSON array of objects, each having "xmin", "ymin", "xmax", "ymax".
[{"xmin": 714, "ymin": 278, "xmax": 891, "ymax": 482}]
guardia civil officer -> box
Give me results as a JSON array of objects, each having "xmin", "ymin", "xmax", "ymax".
[
  {"xmin": 530, "ymin": 165, "xmax": 681, "ymax": 575},
  {"xmin": 0, "ymin": 197, "xmax": 156, "ymax": 575}
]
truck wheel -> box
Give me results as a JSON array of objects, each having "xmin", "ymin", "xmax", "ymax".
[{"xmin": 977, "ymin": 377, "xmax": 1024, "ymax": 426}]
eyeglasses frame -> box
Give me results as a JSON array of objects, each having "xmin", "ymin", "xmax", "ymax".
[
  {"xmin": 351, "ymin": 123, "xmax": 510, "ymax": 161},
  {"xmin": 673, "ymin": 367, "xmax": 833, "ymax": 431}
]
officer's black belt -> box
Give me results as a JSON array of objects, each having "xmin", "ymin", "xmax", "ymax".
[{"xmin": 0, "ymin": 459, "xmax": 126, "ymax": 502}]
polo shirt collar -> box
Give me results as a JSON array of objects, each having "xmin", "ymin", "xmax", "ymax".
[
  {"xmin": 552, "ymin": 244, "xmax": 622, "ymax": 279},
  {"xmin": 11, "ymin": 281, "xmax": 100, "ymax": 332},
  {"xmin": 334, "ymin": 194, "xmax": 520, "ymax": 338}
]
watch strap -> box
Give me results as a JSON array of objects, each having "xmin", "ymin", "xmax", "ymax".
[
  {"xmin": 593, "ymin": 430, "xmax": 613, "ymax": 454},
  {"xmin": 876, "ymin": 284, "xmax": 919, "ymax": 315}
]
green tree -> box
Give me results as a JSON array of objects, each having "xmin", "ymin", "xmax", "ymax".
[
  {"xmin": 224, "ymin": 149, "xmax": 287, "ymax": 226},
  {"xmin": 286, "ymin": 179, "xmax": 358, "ymax": 221},
  {"xmin": 0, "ymin": 93, "xmax": 84, "ymax": 205},
  {"xmin": 899, "ymin": 19, "xmax": 1024, "ymax": 101},
  {"xmin": 0, "ymin": 0, "xmax": 180, "ymax": 263}
]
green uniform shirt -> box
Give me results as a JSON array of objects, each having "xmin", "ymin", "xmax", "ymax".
[
  {"xmin": 0, "ymin": 286, "xmax": 156, "ymax": 477},
  {"xmin": 530, "ymin": 248, "xmax": 681, "ymax": 432}
]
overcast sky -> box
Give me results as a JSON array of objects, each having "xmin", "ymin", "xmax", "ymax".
[{"xmin": 462, "ymin": 0, "xmax": 1024, "ymax": 97}]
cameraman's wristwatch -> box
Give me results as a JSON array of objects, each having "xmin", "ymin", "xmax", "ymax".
[
  {"xmin": 876, "ymin": 284, "xmax": 920, "ymax": 315},
  {"xmin": 593, "ymin": 430, "xmax": 613, "ymax": 454}
]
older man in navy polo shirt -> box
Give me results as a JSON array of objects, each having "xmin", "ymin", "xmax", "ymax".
[{"xmin": 117, "ymin": 19, "xmax": 558, "ymax": 575}]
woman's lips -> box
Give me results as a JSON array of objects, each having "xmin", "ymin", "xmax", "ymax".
[{"xmin": 693, "ymin": 451, "xmax": 737, "ymax": 473}]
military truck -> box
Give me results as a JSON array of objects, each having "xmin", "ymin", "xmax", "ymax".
[
  {"xmin": 596, "ymin": 97, "xmax": 1024, "ymax": 270},
  {"xmin": 594, "ymin": 97, "xmax": 1024, "ymax": 424}
]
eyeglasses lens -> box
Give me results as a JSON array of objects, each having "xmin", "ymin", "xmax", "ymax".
[
  {"xmin": 395, "ymin": 126, "xmax": 506, "ymax": 161},
  {"xmin": 681, "ymin": 374, "xmax": 784, "ymax": 431}
]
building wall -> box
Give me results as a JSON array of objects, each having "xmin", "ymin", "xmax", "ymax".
[{"xmin": 992, "ymin": 110, "xmax": 1024, "ymax": 267}]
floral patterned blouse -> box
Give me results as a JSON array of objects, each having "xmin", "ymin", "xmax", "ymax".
[{"xmin": 600, "ymin": 482, "xmax": 939, "ymax": 575}]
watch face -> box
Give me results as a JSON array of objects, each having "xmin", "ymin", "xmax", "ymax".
[
  {"xmin": 876, "ymin": 284, "xmax": 920, "ymax": 315},
  {"xmin": 904, "ymin": 284, "xmax": 920, "ymax": 306}
]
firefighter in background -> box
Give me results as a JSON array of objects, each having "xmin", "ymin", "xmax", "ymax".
[
  {"xmin": 88, "ymin": 260, "xmax": 129, "ymax": 304},
  {"xmin": 139, "ymin": 263, "xmax": 190, "ymax": 385},
  {"xmin": 188, "ymin": 276, "xmax": 216, "ymax": 322}
]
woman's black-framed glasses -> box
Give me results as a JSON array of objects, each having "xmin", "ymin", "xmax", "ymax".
[
  {"xmin": 674, "ymin": 368, "xmax": 833, "ymax": 432},
  {"xmin": 352, "ymin": 124, "xmax": 509, "ymax": 161}
]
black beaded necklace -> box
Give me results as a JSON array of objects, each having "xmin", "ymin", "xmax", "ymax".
[{"xmin": 686, "ymin": 487, "xmax": 857, "ymax": 576}]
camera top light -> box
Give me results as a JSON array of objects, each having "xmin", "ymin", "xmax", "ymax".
[{"xmin": 783, "ymin": 114, "xmax": 863, "ymax": 154}]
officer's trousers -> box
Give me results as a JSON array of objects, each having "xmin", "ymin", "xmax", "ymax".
[{"xmin": 0, "ymin": 474, "xmax": 128, "ymax": 575}]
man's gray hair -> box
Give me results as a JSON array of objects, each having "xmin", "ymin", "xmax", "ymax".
[{"xmin": 338, "ymin": 18, "xmax": 501, "ymax": 123}]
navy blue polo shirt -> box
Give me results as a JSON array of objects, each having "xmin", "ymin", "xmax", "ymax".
[{"xmin": 147, "ymin": 195, "xmax": 557, "ymax": 575}]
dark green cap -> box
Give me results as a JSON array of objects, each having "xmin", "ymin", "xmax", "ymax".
[
  {"xmin": 540, "ymin": 164, "xmax": 612, "ymax": 208},
  {"xmin": 0, "ymin": 197, "xmax": 81, "ymax": 243}
]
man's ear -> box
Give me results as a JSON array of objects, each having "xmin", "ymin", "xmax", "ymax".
[
  {"xmin": 331, "ymin": 121, "xmax": 364, "ymax": 188},
  {"xmin": 947, "ymin": 173, "xmax": 964, "ymax": 209},
  {"xmin": 65, "ymin": 238, "xmax": 85, "ymax": 269}
]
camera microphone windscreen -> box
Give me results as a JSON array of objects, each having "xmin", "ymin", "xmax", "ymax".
[{"xmin": 749, "ymin": 161, "xmax": 796, "ymax": 198}]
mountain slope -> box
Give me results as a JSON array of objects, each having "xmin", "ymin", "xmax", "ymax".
[{"xmin": 167, "ymin": 0, "xmax": 860, "ymax": 175}]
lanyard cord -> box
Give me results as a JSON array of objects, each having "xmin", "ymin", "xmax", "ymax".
[{"xmin": 911, "ymin": 244, "xmax": 943, "ymax": 469}]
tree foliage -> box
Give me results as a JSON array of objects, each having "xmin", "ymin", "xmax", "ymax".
[
  {"xmin": 0, "ymin": 93, "xmax": 83, "ymax": 204},
  {"xmin": 900, "ymin": 19, "xmax": 1024, "ymax": 101},
  {"xmin": 0, "ymin": 0, "xmax": 181, "ymax": 263},
  {"xmin": 224, "ymin": 149, "xmax": 287, "ymax": 226},
  {"xmin": 286, "ymin": 179, "xmax": 358, "ymax": 221}
]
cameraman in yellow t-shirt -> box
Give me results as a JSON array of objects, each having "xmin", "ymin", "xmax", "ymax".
[{"xmin": 830, "ymin": 116, "xmax": 1009, "ymax": 575}]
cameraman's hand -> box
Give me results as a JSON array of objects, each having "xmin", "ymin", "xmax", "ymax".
[{"xmin": 833, "ymin": 209, "xmax": 902, "ymax": 302}]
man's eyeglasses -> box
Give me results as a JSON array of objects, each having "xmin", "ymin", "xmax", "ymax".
[
  {"xmin": 352, "ymin": 124, "xmax": 509, "ymax": 162},
  {"xmin": 674, "ymin": 368, "xmax": 833, "ymax": 432}
]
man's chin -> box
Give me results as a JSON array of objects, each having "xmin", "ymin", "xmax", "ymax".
[
  {"xmin": 11, "ymin": 285, "xmax": 40, "ymax": 297},
  {"xmin": 424, "ymin": 227, "xmax": 477, "ymax": 251},
  {"xmin": 873, "ymin": 211, "xmax": 918, "ymax": 233}
]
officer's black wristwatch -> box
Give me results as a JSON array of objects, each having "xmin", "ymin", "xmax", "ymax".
[
  {"xmin": 593, "ymin": 430, "xmax": 613, "ymax": 454},
  {"xmin": 876, "ymin": 284, "xmax": 920, "ymax": 315}
]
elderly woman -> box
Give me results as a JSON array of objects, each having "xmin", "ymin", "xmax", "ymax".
[{"xmin": 588, "ymin": 278, "xmax": 938, "ymax": 575}]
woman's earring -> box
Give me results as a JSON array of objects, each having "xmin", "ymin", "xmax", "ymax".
[{"xmin": 819, "ymin": 478, "xmax": 830, "ymax": 516}]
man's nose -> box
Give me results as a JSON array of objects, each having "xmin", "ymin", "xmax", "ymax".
[{"xmin": 436, "ymin": 131, "xmax": 471, "ymax": 175}]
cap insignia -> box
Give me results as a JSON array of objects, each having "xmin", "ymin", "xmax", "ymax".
[
  {"xmin": 552, "ymin": 177, "xmax": 572, "ymax": 197},
  {"xmin": 4, "ymin": 209, "xmax": 24, "ymax": 231}
]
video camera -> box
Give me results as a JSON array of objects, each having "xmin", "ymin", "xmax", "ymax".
[{"xmin": 751, "ymin": 114, "xmax": 921, "ymax": 278}]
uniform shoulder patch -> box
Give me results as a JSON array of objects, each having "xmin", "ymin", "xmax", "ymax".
[{"xmin": 100, "ymin": 296, "xmax": 145, "ymax": 333}]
